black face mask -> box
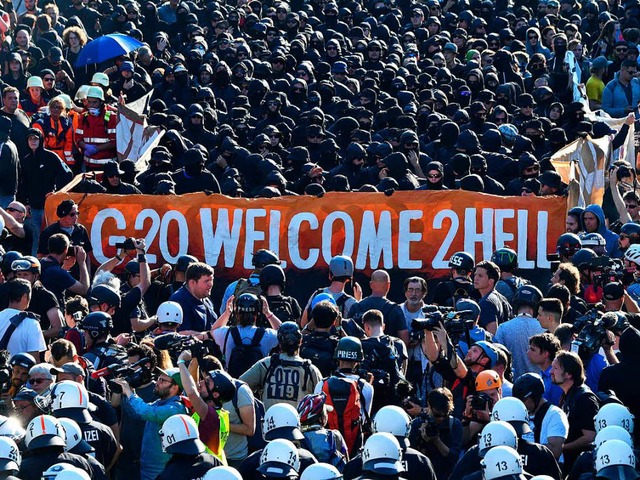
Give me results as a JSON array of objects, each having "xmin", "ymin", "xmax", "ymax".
[
  {"xmin": 185, "ymin": 164, "xmax": 203, "ymax": 176},
  {"xmin": 554, "ymin": 43, "xmax": 567, "ymax": 60}
]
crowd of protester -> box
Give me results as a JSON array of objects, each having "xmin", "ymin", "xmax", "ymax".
[{"xmin": 0, "ymin": 0, "xmax": 638, "ymax": 477}]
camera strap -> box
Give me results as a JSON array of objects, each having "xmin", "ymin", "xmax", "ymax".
[{"xmin": 0, "ymin": 312, "xmax": 32, "ymax": 350}]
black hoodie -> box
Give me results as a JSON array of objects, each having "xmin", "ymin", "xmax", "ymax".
[{"xmin": 18, "ymin": 128, "xmax": 73, "ymax": 208}]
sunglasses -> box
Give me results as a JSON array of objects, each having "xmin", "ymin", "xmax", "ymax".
[
  {"xmin": 29, "ymin": 378, "xmax": 50, "ymax": 384},
  {"xmin": 626, "ymin": 204, "xmax": 639, "ymax": 209},
  {"xmin": 68, "ymin": 211, "xmax": 79, "ymax": 217},
  {"xmin": 308, "ymin": 134, "xmax": 324, "ymax": 139},
  {"xmin": 428, "ymin": 173, "xmax": 442, "ymax": 179},
  {"xmin": 620, "ymin": 234, "xmax": 630, "ymax": 239},
  {"xmin": 43, "ymin": 77, "xmax": 55, "ymax": 82}
]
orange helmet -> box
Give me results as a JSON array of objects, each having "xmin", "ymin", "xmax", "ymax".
[{"xmin": 475, "ymin": 370, "xmax": 502, "ymax": 392}]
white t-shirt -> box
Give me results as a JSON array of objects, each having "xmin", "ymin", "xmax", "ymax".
[
  {"xmin": 0, "ymin": 308, "xmax": 46, "ymax": 357},
  {"xmin": 527, "ymin": 402, "xmax": 569, "ymax": 462}
]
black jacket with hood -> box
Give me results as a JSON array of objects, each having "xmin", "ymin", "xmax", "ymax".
[{"xmin": 18, "ymin": 128, "xmax": 73, "ymax": 209}]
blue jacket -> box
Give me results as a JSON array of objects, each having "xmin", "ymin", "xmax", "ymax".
[
  {"xmin": 601, "ymin": 73, "xmax": 640, "ymax": 118},
  {"xmin": 581, "ymin": 204, "xmax": 620, "ymax": 257},
  {"xmin": 123, "ymin": 394, "xmax": 187, "ymax": 480}
]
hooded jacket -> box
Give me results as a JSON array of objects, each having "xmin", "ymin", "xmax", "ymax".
[
  {"xmin": 581, "ymin": 204, "xmax": 620, "ymax": 257},
  {"xmin": 18, "ymin": 128, "xmax": 73, "ymax": 208}
]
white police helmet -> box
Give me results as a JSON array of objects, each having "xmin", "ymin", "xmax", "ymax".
[
  {"xmin": 159, "ymin": 414, "xmax": 205, "ymax": 455},
  {"xmin": 25, "ymin": 415, "xmax": 66, "ymax": 450},
  {"xmin": 481, "ymin": 445, "xmax": 525, "ymax": 480},
  {"xmin": 594, "ymin": 403, "xmax": 634, "ymax": 433},
  {"xmin": 263, "ymin": 403, "xmax": 304, "ymax": 441},
  {"xmin": 595, "ymin": 439, "xmax": 637, "ymax": 480},
  {"xmin": 299, "ymin": 463, "xmax": 343, "ymax": 480},
  {"xmin": 0, "ymin": 436, "xmax": 20, "ymax": 473},
  {"xmin": 362, "ymin": 432, "xmax": 405, "ymax": 475},
  {"xmin": 202, "ymin": 466, "xmax": 244, "ymax": 480},
  {"xmin": 478, "ymin": 421, "xmax": 518, "ymax": 457},
  {"xmin": 257, "ymin": 438, "xmax": 300, "ymax": 478}
]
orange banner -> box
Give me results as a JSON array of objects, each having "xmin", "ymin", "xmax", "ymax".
[{"xmin": 44, "ymin": 191, "xmax": 567, "ymax": 278}]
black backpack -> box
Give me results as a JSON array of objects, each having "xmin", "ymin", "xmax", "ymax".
[
  {"xmin": 231, "ymin": 379, "xmax": 267, "ymax": 453},
  {"xmin": 300, "ymin": 332, "xmax": 339, "ymax": 377},
  {"xmin": 224, "ymin": 327, "xmax": 266, "ymax": 378},
  {"xmin": 267, "ymin": 295, "xmax": 297, "ymax": 324},
  {"xmin": 361, "ymin": 335, "xmax": 405, "ymax": 411}
]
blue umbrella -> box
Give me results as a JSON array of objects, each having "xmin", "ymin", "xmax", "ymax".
[{"xmin": 75, "ymin": 34, "xmax": 144, "ymax": 67}]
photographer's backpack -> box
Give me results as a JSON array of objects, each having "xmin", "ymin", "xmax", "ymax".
[
  {"xmin": 361, "ymin": 335, "xmax": 404, "ymax": 412},
  {"xmin": 223, "ymin": 326, "xmax": 266, "ymax": 378},
  {"xmin": 322, "ymin": 373, "xmax": 370, "ymax": 457},
  {"xmin": 300, "ymin": 332, "xmax": 338, "ymax": 377},
  {"xmin": 266, "ymin": 295, "xmax": 297, "ymax": 324}
]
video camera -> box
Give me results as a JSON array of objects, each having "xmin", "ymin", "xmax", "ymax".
[
  {"xmin": 571, "ymin": 309, "xmax": 617, "ymax": 363},
  {"xmin": 153, "ymin": 332, "xmax": 215, "ymax": 360},
  {"xmin": 412, "ymin": 306, "xmax": 476, "ymax": 344},
  {"xmin": 91, "ymin": 357, "xmax": 152, "ymax": 394},
  {"xmin": 586, "ymin": 257, "xmax": 624, "ymax": 288}
]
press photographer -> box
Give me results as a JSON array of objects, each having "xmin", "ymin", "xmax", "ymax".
[
  {"xmin": 418, "ymin": 305, "xmax": 501, "ymax": 419},
  {"xmin": 111, "ymin": 343, "xmax": 159, "ymax": 480},
  {"xmin": 569, "ymin": 308, "xmax": 626, "ymax": 391},
  {"xmin": 409, "ymin": 387, "xmax": 463, "ymax": 480},
  {"xmin": 0, "ymin": 352, "xmax": 35, "ymax": 415}
]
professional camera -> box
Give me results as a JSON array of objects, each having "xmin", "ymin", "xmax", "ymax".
[
  {"xmin": 422, "ymin": 415, "xmax": 439, "ymax": 437},
  {"xmin": 115, "ymin": 237, "xmax": 137, "ymax": 250},
  {"xmin": 588, "ymin": 257, "xmax": 624, "ymax": 288},
  {"xmin": 571, "ymin": 309, "xmax": 618, "ymax": 363},
  {"xmin": 153, "ymin": 332, "xmax": 219, "ymax": 360},
  {"xmin": 471, "ymin": 392, "xmax": 493, "ymax": 412},
  {"xmin": 412, "ymin": 308, "xmax": 475, "ymax": 344},
  {"xmin": 91, "ymin": 357, "xmax": 152, "ymax": 394}
]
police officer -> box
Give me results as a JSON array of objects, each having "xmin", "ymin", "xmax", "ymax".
[
  {"xmin": 49, "ymin": 380, "xmax": 120, "ymax": 472},
  {"xmin": 18, "ymin": 415, "xmax": 94, "ymax": 480},
  {"xmin": 344, "ymin": 406, "xmax": 436, "ymax": 480},
  {"xmin": 155, "ymin": 414, "xmax": 222, "ymax": 479},
  {"xmin": 256, "ymin": 439, "xmax": 301, "ymax": 480},
  {"xmin": 352, "ymin": 433, "xmax": 407, "ymax": 480},
  {"xmin": 239, "ymin": 403, "xmax": 318, "ymax": 480},
  {"xmin": 58, "ymin": 418, "xmax": 107, "ymax": 480},
  {"xmin": 0, "ymin": 436, "xmax": 20, "ymax": 479}
]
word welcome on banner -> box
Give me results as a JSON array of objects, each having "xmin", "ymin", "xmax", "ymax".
[{"xmin": 44, "ymin": 191, "xmax": 567, "ymax": 277}]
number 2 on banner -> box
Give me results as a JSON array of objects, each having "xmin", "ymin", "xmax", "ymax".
[
  {"xmin": 134, "ymin": 209, "xmax": 160, "ymax": 264},
  {"xmin": 432, "ymin": 210, "xmax": 459, "ymax": 269}
]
